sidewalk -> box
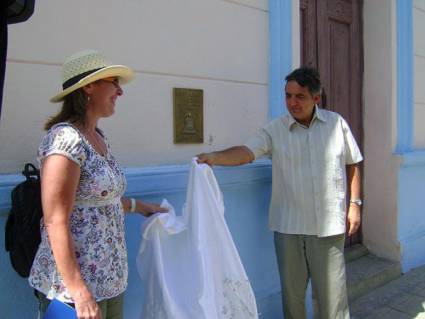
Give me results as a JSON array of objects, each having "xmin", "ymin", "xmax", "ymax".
[{"xmin": 350, "ymin": 264, "xmax": 425, "ymax": 318}]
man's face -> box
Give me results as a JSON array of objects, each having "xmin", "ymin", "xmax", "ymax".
[{"xmin": 285, "ymin": 80, "xmax": 320, "ymax": 125}]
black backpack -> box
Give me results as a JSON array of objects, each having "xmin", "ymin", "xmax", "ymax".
[{"xmin": 5, "ymin": 163, "xmax": 42, "ymax": 277}]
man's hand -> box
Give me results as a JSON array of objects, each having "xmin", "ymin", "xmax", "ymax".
[
  {"xmin": 197, "ymin": 152, "xmax": 218, "ymax": 166},
  {"xmin": 347, "ymin": 203, "xmax": 361, "ymax": 236},
  {"xmin": 346, "ymin": 163, "xmax": 361, "ymax": 236},
  {"xmin": 196, "ymin": 146, "xmax": 254, "ymax": 167}
]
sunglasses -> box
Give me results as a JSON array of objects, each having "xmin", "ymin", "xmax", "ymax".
[{"xmin": 99, "ymin": 77, "xmax": 121, "ymax": 89}]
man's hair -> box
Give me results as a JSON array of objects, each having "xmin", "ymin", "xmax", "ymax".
[{"xmin": 285, "ymin": 67, "xmax": 322, "ymax": 96}]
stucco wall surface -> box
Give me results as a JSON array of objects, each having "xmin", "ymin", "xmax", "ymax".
[
  {"xmin": 0, "ymin": 0, "xmax": 269, "ymax": 173},
  {"xmin": 362, "ymin": 0, "xmax": 400, "ymax": 261}
]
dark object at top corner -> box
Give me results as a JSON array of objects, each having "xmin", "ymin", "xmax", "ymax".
[{"xmin": 6, "ymin": 0, "xmax": 35, "ymax": 25}]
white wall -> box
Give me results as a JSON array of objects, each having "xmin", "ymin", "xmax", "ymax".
[
  {"xmin": 413, "ymin": 0, "xmax": 425, "ymax": 148},
  {"xmin": 362, "ymin": 0, "xmax": 401, "ymax": 261},
  {"xmin": 0, "ymin": 0, "xmax": 269, "ymax": 173}
]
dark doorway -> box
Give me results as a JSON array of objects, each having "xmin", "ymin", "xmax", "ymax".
[{"xmin": 300, "ymin": 0, "xmax": 364, "ymax": 246}]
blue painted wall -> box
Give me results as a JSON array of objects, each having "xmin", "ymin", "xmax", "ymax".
[
  {"xmin": 395, "ymin": 0, "xmax": 413, "ymax": 154},
  {"xmin": 0, "ymin": 161, "xmax": 284, "ymax": 318},
  {"xmin": 398, "ymin": 153, "xmax": 425, "ymax": 271},
  {"xmin": 268, "ymin": 0, "xmax": 292, "ymax": 119},
  {"xmin": 396, "ymin": 0, "xmax": 425, "ymax": 272}
]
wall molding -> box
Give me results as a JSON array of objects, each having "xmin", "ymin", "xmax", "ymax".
[
  {"xmin": 0, "ymin": 160, "xmax": 272, "ymax": 213},
  {"xmin": 399, "ymin": 228, "xmax": 425, "ymax": 245},
  {"xmin": 125, "ymin": 159, "xmax": 272, "ymax": 197},
  {"xmin": 400, "ymin": 150, "xmax": 425, "ymax": 167},
  {"xmin": 399, "ymin": 230, "xmax": 425, "ymax": 271}
]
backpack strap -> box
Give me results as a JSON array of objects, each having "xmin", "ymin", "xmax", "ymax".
[{"xmin": 22, "ymin": 163, "xmax": 40, "ymax": 180}]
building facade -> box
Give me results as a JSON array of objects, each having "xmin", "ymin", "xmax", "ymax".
[{"xmin": 0, "ymin": 0, "xmax": 424, "ymax": 318}]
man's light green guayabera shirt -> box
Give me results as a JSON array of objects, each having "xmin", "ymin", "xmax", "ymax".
[{"xmin": 245, "ymin": 106, "xmax": 363, "ymax": 237}]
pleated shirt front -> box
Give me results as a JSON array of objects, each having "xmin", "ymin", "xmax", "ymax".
[{"xmin": 245, "ymin": 107, "xmax": 363, "ymax": 237}]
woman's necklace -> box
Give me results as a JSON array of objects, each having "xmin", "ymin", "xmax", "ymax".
[
  {"xmin": 79, "ymin": 126, "xmax": 107, "ymax": 157},
  {"xmin": 90, "ymin": 132, "xmax": 107, "ymax": 157}
]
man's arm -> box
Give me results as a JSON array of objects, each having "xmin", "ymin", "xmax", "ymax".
[
  {"xmin": 346, "ymin": 163, "xmax": 362, "ymax": 236},
  {"xmin": 197, "ymin": 146, "xmax": 255, "ymax": 166}
]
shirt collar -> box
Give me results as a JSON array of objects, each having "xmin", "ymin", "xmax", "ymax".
[
  {"xmin": 287, "ymin": 105, "xmax": 326, "ymax": 130},
  {"xmin": 314, "ymin": 106, "xmax": 327, "ymax": 123}
]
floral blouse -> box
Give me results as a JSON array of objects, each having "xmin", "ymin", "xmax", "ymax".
[{"xmin": 28, "ymin": 123, "xmax": 128, "ymax": 302}]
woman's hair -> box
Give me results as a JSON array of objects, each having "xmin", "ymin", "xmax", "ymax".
[{"xmin": 44, "ymin": 89, "xmax": 88, "ymax": 130}]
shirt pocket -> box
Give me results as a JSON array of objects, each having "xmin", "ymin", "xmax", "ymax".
[
  {"xmin": 334, "ymin": 167, "xmax": 345, "ymax": 198},
  {"xmin": 333, "ymin": 165, "xmax": 347, "ymax": 214}
]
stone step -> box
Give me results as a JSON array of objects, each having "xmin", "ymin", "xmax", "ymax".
[
  {"xmin": 345, "ymin": 244, "xmax": 369, "ymax": 263},
  {"xmin": 349, "ymin": 265, "xmax": 425, "ymax": 318},
  {"xmin": 346, "ymin": 254, "xmax": 401, "ymax": 302}
]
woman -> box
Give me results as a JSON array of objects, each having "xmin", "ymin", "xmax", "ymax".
[{"xmin": 28, "ymin": 49, "xmax": 167, "ymax": 319}]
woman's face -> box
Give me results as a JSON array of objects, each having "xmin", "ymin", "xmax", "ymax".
[{"xmin": 86, "ymin": 77, "xmax": 123, "ymax": 118}]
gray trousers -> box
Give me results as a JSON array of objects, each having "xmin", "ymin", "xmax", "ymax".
[{"xmin": 274, "ymin": 233, "xmax": 350, "ymax": 319}]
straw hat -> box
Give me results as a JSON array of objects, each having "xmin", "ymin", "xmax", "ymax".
[{"xmin": 50, "ymin": 49, "xmax": 135, "ymax": 103}]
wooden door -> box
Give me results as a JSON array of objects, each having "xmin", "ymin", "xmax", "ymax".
[{"xmin": 300, "ymin": 0, "xmax": 363, "ymax": 246}]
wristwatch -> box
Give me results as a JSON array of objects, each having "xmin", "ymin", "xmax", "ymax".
[{"xmin": 350, "ymin": 198, "xmax": 362, "ymax": 206}]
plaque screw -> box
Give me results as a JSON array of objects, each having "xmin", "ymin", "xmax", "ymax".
[{"xmin": 208, "ymin": 134, "xmax": 214, "ymax": 145}]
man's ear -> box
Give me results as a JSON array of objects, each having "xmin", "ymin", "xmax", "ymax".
[{"xmin": 313, "ymin": 93, "xmax": 321, "ymax": 105}]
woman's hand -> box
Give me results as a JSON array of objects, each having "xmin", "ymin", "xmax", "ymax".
[
  {"xmin": 121, "ymin": 197, "xmax": 168, "ymax": 216},
  {"xmin": 73, "ymin": 287, "xmax": 101, "ymax": 319},
  {"xmin": 139, "ymin": 201, "xmax": 168, "ymax": 217}
]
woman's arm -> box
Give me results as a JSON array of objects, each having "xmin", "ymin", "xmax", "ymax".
[
  {"xmin": 121, "ymin": 197, "xmax": 168, "ymax": 216},
  {"xmin": 41, "ymin": 155, "xmax": 101, "ymax": 319}
]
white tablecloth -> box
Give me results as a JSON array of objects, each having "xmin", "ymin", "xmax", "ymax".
[{"xmin": 137, "ymin": 159, "xmax": 258, "ymax": 319}]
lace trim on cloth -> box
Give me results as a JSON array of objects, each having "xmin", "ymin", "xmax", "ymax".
[{"xmin": 221, "ymin": 278, "xmax": 257, "ymax": 319}]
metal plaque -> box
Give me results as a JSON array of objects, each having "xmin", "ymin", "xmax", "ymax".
[{"xmin": 173, "ymin": 88, "xmax": 203, "ymax": 144}]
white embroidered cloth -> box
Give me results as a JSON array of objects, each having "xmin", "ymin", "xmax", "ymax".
[{"xmin": 137, "ymin": 159, "xmax": 258, "ymax": 319}]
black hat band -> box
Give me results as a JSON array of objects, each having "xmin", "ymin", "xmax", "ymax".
[{"xmin": 62, "ymin": 67, "xmax": 104, "ymax": 90}]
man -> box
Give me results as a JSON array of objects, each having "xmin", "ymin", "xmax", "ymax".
[{"xmin": 197, "ymin": 67, "xmax": 362, "ymax": 319}]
